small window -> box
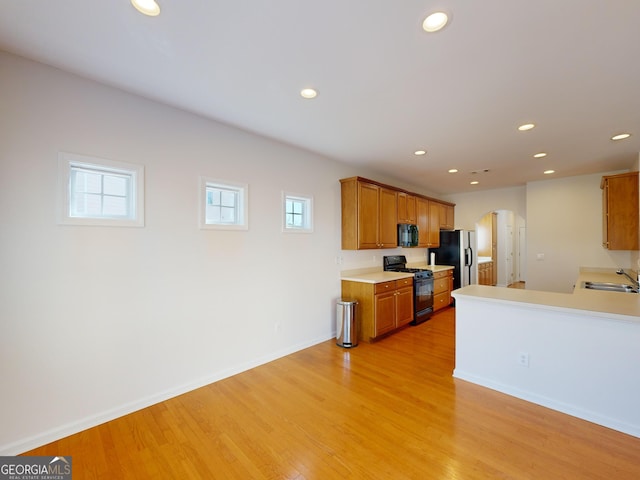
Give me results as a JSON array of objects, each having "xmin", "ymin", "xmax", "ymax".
[
  {"xmin": 283, "ymin": 192, "xmax": 313, "ymax": 233},
  {"xmin": 58, "ymin": 152, "xmax": 144, "ymax": 227},
  {"xmin": 200, "ymin": 177, "xmax": 248, "ymax": 230}
]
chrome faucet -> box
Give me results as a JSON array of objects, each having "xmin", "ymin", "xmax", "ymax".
[{"xmin": 616, "ymin": 268, "xmax": 640, "ymax": 288}]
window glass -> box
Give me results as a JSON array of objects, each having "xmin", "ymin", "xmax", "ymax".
[
  {"xmin": 200, "ymin": 177, "xmax": 248, "ymax": 230},
  {"xmin": 283, "ymin": 193, "xmax": 313, "ymax": 233},
  {"xmin": 70, "ymin": 166, "xmax": 131, "ymax": 218},
  {"xmin": 58, "ymin": 152, "xmax": 144, "ymax": 227}
]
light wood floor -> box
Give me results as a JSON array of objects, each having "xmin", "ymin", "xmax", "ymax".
[{"xmin": 25, "ymin": 308, "xmax": 640, "ymax": 479}]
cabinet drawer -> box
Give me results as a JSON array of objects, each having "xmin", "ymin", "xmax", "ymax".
[
  {"xmin": 395, "ymin": 277, "xmax": 413, "ymax": 288},
  {"xmin": 434, "ymin": 291, "xmax": 450, "ymax": 310},
  {"xmin": 434, "ymin": 277, "xmax": 449, "ymax": 294},
  {"xmin": 375, "ymin": 281, "xmax": 396, "ymax": 294},
  {"xmin": 433, "ymin": 270, "xmax": 450, "ymax": 279}
]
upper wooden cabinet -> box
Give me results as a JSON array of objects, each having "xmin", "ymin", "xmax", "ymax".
[
  {"xmin": 397, "ymin": 192, "xmax": 417, "ymax": 224},
  {"xmin": 340, "ymin": 176, "xmax": 454, "ymax": 250},
  {"xmin": 416, "ymin": 198, "xmax": 440, "ymax": 248},
  {"xmin": 341, "ymin": 177, "xmax": 398, "ymax": 249},
  {"xmin": 601, "ymin": 171, "xmax": 639, "ymax": 250},
  {"xmin": 439, "ymin": 203, "xmax": 455, "ymax": 230}
]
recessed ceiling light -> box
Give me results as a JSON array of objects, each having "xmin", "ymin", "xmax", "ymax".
[
  {"xmin": 448, "ymin": 169, "xmax": 458, "ymax": 173},
  {"xmin": 533, "ymin": 152, "xmax": 547, "ymax": 158},
  {"xmin": 611, "ymin": 133, "xmax": 631, "ymax": 141},
  {"xmin": 422, "ymin": 12, "xmax": 450, "ymax": 32},
  {"xmin": 131, "ymin": 0, "xmax": 160, "ymax": 16},
  {"xmin": 544, "ymin": 170, "xmax": 555, "ymax": 175},
  {"xmin": 300, "ymin": 88, "xmax": 318, "ymax": 99},
  {"xmin": 518, "ymin": 123, "xmax": 535, "ymax": 131},
  {"xmin": 470, "ymin": 181, "xmax": 479, "ymax": 185},
  {"xmin": 414, "ymin": 150, "xmax": 427, "ymax": 156}
]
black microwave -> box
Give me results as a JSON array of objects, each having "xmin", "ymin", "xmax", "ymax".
[{"xmin": 397, "ymin": 223, "xmax": 419, "ymax": 247}]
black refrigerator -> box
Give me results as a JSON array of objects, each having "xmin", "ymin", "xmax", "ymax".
[{"xmin": 430, "ymin": 230, "xmax": 477, "ymax": 290}]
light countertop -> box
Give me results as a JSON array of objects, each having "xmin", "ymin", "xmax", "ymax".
[
  {"xmin": 340, "ymin": 271, "xmax": 414, "ymax": 284},
  {"xmin": 453, "ymin": 267, "xmax": 640, "ymax": 323},
  {"xmin": 408, "ymin": 263, "xmax": 455, "ymax": 273},
  {"xmin": 341, "ymin": 265, "xmax": 454, "ymax": 284}
]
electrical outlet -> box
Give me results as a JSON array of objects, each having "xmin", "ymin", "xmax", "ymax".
[
  {"xmin": 335, "ymin": 256, "xmax": 343, "ymax": 265},
  {"xmin": 518, "ymin": 352, "xmax": 530, "ymax": 367}
]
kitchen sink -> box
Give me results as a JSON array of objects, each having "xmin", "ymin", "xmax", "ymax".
[{"xmin": 582, "ymin": 281, "xmax": 638, "ymax": 293}]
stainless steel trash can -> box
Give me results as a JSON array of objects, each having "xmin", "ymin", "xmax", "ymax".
[{"xmin": 336, "ymin": 299, "xmax": 358, "ymax": 348}]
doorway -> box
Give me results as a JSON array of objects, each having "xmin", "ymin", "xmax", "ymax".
[{"xmin": 475, "ymin": 210, "xmax": 526, "ymax": 287}]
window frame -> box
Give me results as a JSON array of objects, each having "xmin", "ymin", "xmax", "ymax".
[
  {"xmin": 282, "ymin": 191, "xmax": 313, "ymax": 233},
  {"xmin": 199, "ymin": 176, "xmax": 249, "ymax": 230},
  {"xmin": 58, "ymin": 152, "xmax": 145, "ymax": 227}
]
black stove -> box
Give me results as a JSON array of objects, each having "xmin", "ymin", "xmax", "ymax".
[
  {"xmin": 383, "ymin": 255, "xmax": 433, "ymax": 279},
  {"xmin": 383, "ymin": 255, "xmax": 434, "ymax": 324}
]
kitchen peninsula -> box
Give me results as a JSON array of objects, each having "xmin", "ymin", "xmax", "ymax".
[{"xmin": 452, "ymin": 267, "xmax": 640, "ymax": 439}]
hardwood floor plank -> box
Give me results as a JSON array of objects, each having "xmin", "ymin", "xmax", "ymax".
[{"xmin": 23, "ymin": 308, "xmax": 640, "ymax": 478}]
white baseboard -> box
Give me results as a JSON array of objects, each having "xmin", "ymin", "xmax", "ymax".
[
  {"xmin": 1, "ymin": 333, "xmax": 334, "ymax": 456},
  {"xmin": 453, "ymin": 369, "xmax": 640, "ymax": 439}
]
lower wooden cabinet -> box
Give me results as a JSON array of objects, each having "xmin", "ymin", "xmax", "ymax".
[
  {"xmin": 342, "ymin": 278, "xmax": 413, "ymax": 342},
  {"xmin": 433, "ymin": 269, "xmax": 453, "ymax": 312},
  {"xmin": 478, "ymin": 261, "xmax": 494, "ymax": 285}
]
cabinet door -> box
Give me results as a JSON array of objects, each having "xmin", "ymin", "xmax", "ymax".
[
  {"xmin": 357, "ymin": 182, "xmax": 380, "ymax": 249},
  {"xmin": 428, "ymin": 201, "xmax": 440, "ymax": 247},
  {"xmin": 398, "ymin": 193, "xmax": 417, "ymax": 224},
  {"xmin": 602, "ymin": 172, "xmax": 639, "ymax": 250},
  {"xmin": 379, "ymin": 187, "xmax": 398, "ymax": 247},
  {"xmin": 416, "ymin": 197, "xmax": 429, "ymax": 247},
  {"xmin": 395, "ymin": 286, "xmax": 414, "ymax": 327},
  {"xmin": 439, "ymin": 204, "xmax": 455, "ymax": 230},
  {"xmin": 374, "ymin": 290, "xmax": 396, "ymax": 335}
]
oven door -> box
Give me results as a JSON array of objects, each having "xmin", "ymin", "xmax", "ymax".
[{"xmin": 413, "ymin": 276, "xmax": 434, "ymax": 324}]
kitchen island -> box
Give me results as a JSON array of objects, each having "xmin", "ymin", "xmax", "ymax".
[{"xmin": 452, "ymin": 267, "xmax": 640, "ymax": 438}]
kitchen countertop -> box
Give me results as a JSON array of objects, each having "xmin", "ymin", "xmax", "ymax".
[
  {"xmin": 341, "ymin": 265, "xmax": 454, "ymax": 284},
  {"xmin": 409, "ymin": 263, "xmax": 455, "ymax": 273},
  {"xmin": 340, "ymin": 271, "xmax": 414, "ymax": 284},
  {"xmin": 453, "ymin": 267, "xmax": 640, "ymax": 323}
]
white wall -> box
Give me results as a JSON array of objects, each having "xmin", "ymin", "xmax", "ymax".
[
  {"xmin": 0, "ymin": 51, "xmax": 441, "ymax": 454},
  {"xmin": 444, "ymin": 185, "xmax": 526, "ymax": 231},
  {"xmin": 526, "ymin": 172, "xmax": 632, "ymax": 292}
]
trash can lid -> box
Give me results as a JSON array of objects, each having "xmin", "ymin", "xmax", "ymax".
[{"xmin": 338, "ymin": 299, "xmax": 357, "ymax": 305}]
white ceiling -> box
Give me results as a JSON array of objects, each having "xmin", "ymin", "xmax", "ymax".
[{"xmin": 1, "ymin": 0, "xmax": 639, "ymax": 194}]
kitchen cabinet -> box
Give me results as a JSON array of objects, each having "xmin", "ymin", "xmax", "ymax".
[
  {"xmin": 397, "ymin": 192, "xmax": 417, "ymax": 224},
  {"xmin": 340, "ymin": 176, "xmax": 454, "ymax": 250},
  {"xmin": 417, "ymin": 198, "xmax": 440, "ymax": 248},
  {"xmin": 428, "ymin": 201, "xmax": 441, "ymax": 247},
  {"xmin": 341, "ymin": 277, "xmax": 414, "ymax": 342},
  {"xmin": 478, "ymin": 261, "xmax": 494, "ymax": 286},
  {"xmin": 433, "ymin": 269, "xmax": 452, "ymax": 311},
  {"xmin": 601, "ymin": 171, "xmax": 639, "ymax": 250},
  {"xmin": 340, "ymin": 177, "xmax": 398, "ymax": 249},
  {"xmin": 438, "ymin": 203, "xmax": 455, "ymax": 230}
]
